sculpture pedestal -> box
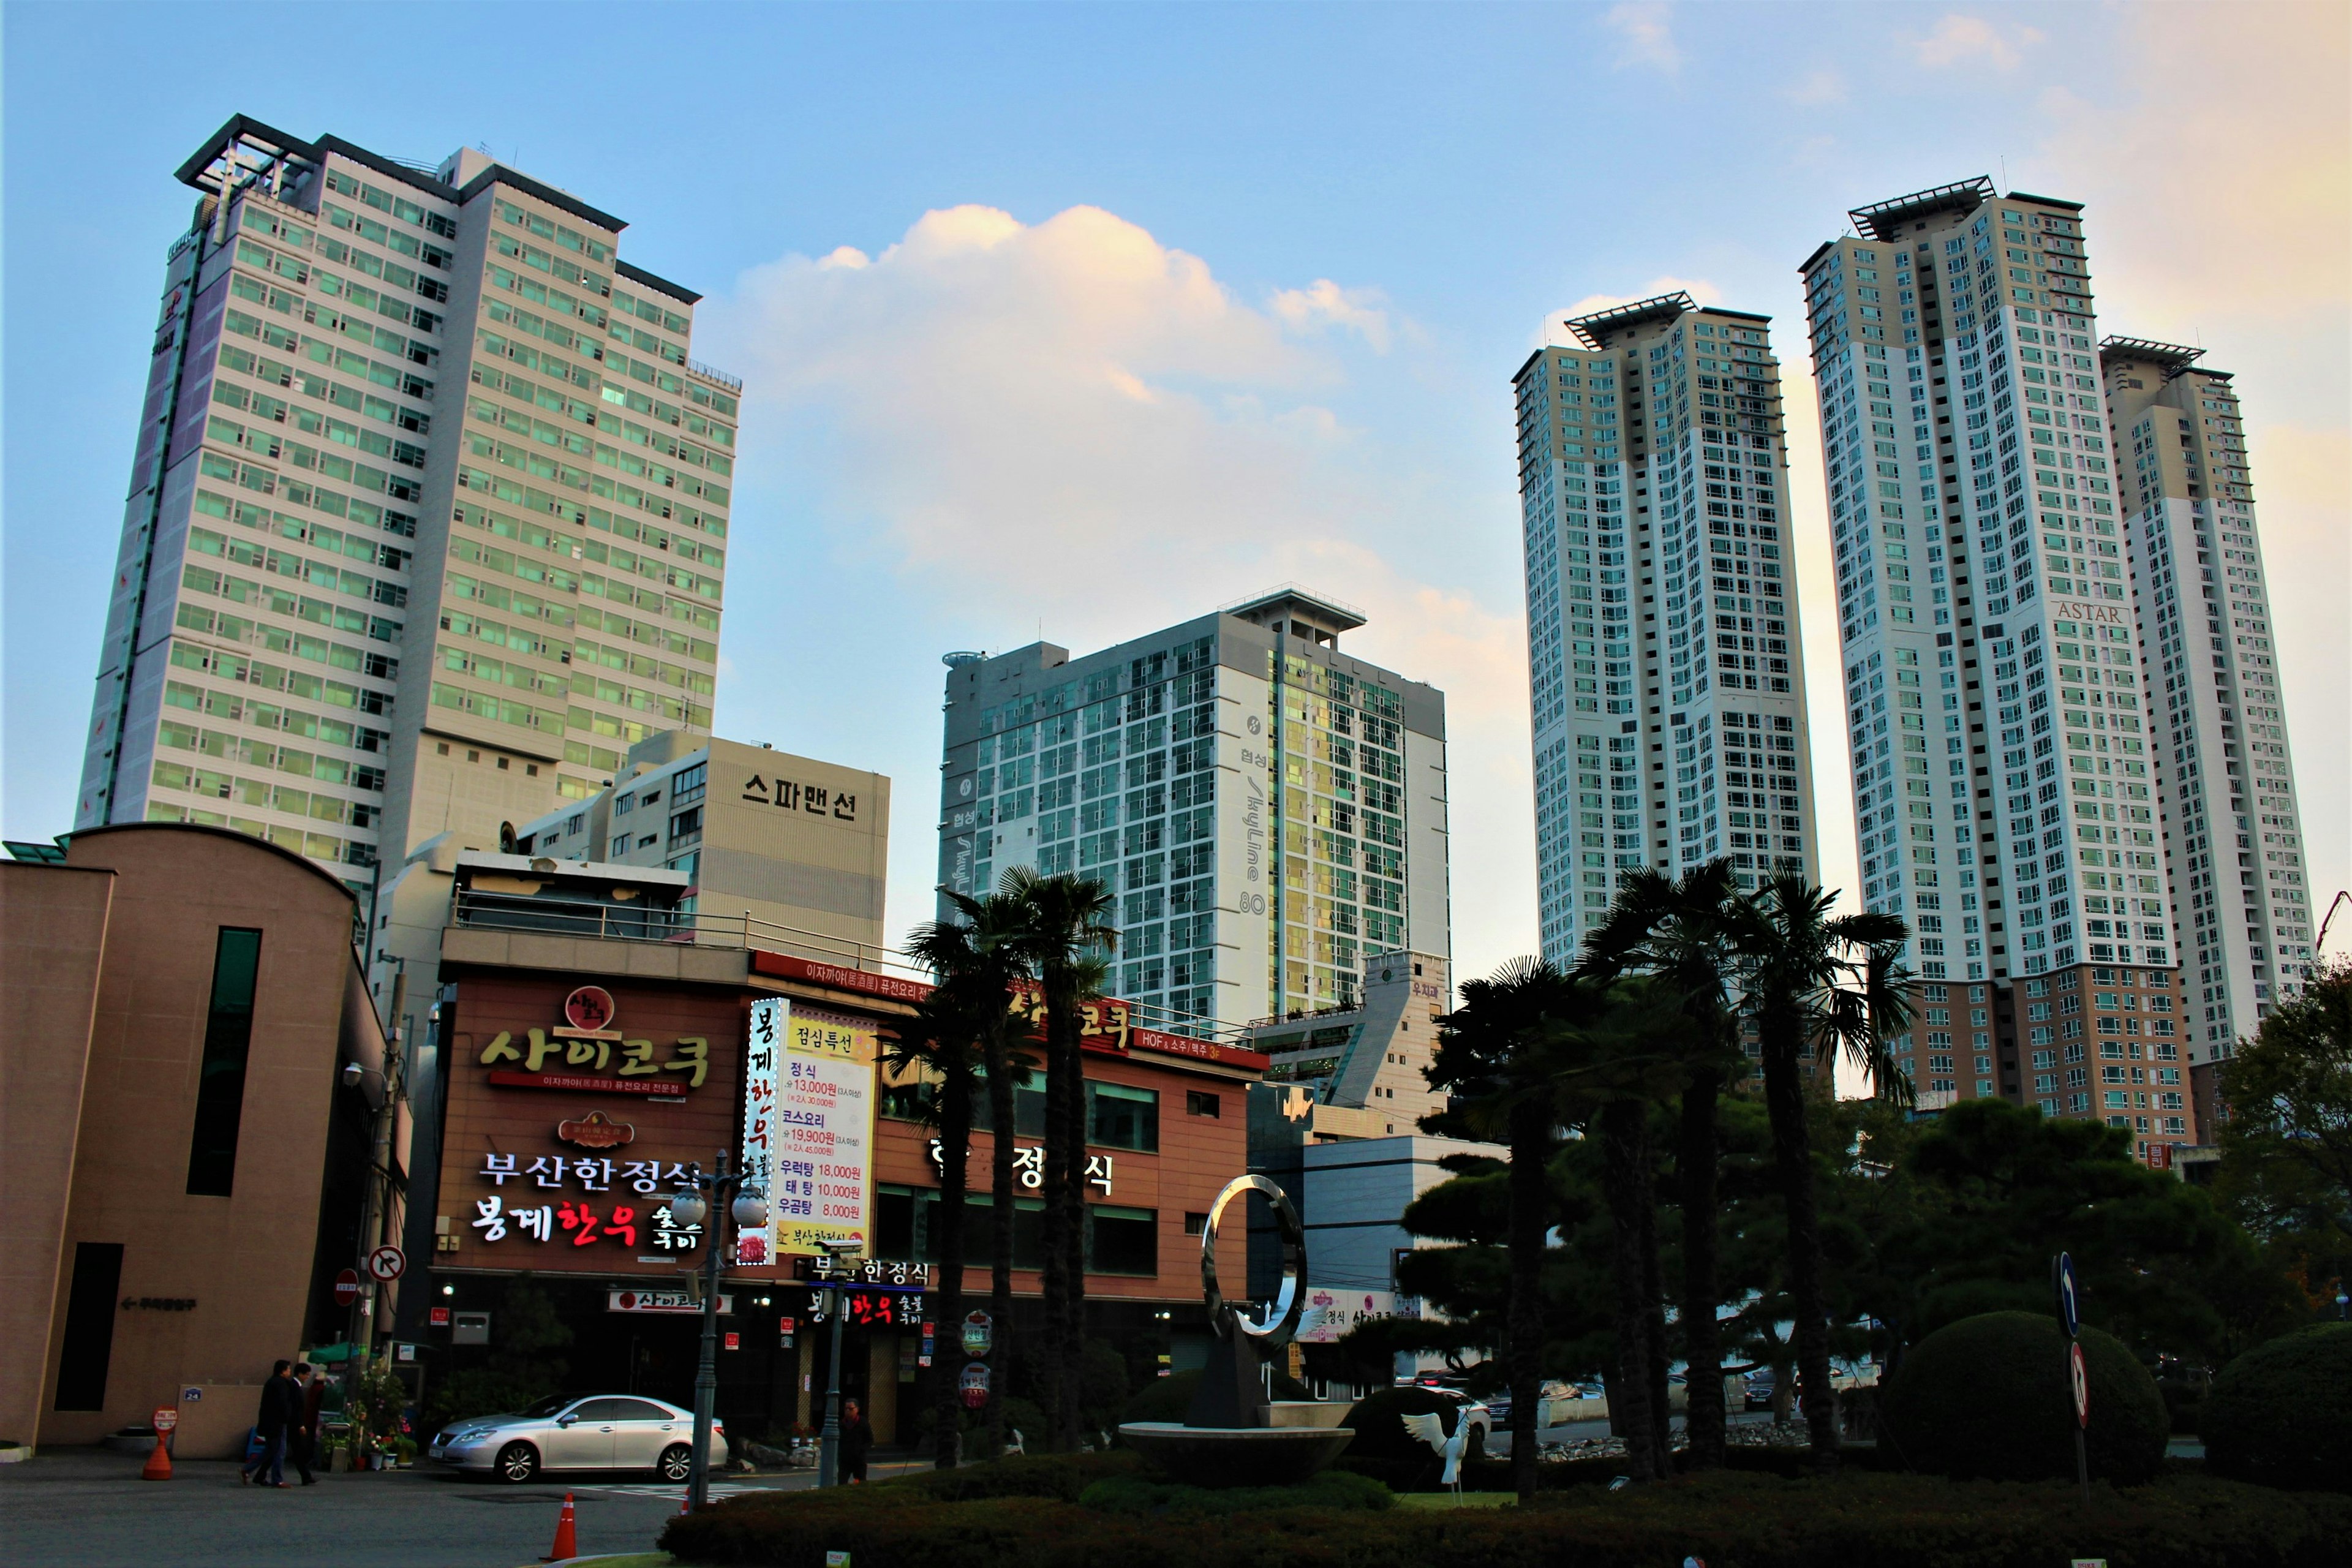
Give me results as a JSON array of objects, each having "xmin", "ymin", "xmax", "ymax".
[{"xmin": 1116, "ymin": 1423, "xmax": 1354, "ymax": 1488}]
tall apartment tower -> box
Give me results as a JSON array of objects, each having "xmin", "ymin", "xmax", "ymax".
[
  {"xmin": 2100, "ymin": 340, "xmax": 2315, "ymax": 1077},
  {"xmin": 937, "ymin": 589, "xmax": 1450, "ymax": 1027},
  {"xmin": 1802, "ymin": 179, "xmax": 2196, "ymax": 1158},
  {"xmin": 1512, "ymin": 294, "xmax": 1820, "ymax": 964},
  {"xmin": 75, "ymin": 117, "xmax": 736, "ymax": 897}
]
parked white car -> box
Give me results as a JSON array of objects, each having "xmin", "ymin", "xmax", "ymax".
[{"xmin": 428, "ymin": 1393, "xmax": 726, "ymax": 1483}]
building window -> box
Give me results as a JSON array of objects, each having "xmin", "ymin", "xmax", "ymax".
[
  {"xmin": 1183, "ymin": 1211, "xmax": 1210, "ymax": 1236},
  {"xmin": 186, "ymin": 928, "xmax": 263, "ymax": 1197},
  {"xmin": 1087, "ymin": 1205, "xmax": 1159, "ymax": 1276},
  {"xmin": 1088, "ymin": 1082, "xmax": 1159, "ymax": 1152},
  {"xmin": 1186, "ymin": 1090, "xmax": 1221, "ymax": 1118},
  {"xmin": 51, "ymin": 1242, "xmax": 124, "ymax": 1411}
]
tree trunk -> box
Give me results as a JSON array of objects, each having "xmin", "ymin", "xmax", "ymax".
[
  {"xmin": 1760, "ymin": 1013, "xmax": 1841, "ymax": 1472},
  {"xmin": 1597, "ymin": 1099, "xmax": 1660, "ymax": 1482},
  {"xmin": 1676, "ymin": 1065, "xmax": 1726, "ymax": 1470},
  {"xmin": 1058, "ymin": 1005, "xmax": 1089, "ymax": 1449},
  {"xmin": 933, "ymin": 1066, "xmax": 971, "ymax": 1468},
  {"xmin": 984, "ymin": 1036, "xmax": 1018, "ymax": 1459},
  {"xmin": 1038, "ymin": 977, "xmax": 1083, "ymax": 1451},
  {"xmin": 1637, "ymin": 1120, "xmax": 1673, "ymax": 1480},
  {"xmin": 1505, "ymin": 1097, "xmax": 1550, "ymax": 1502}
]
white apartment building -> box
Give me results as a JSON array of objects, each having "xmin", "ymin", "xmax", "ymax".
[
  {"xmin": 76, "ymin": 116, "xmax": 736, "ymax": 903},
  {"xmin": 1802, "ymin": 179, "xmax": 2208, "ymax": 1158},
  {"xmin": 937, "ymin": 589, "xmax": 1450, "ymax": 1029},
  {"xmin": 1511, "ymin": 295, "xmax": 1820, "ymax": 965},
  {"xmin": 2101, "ymin": 339, "xmax": 2315, "ymax": 1090}
]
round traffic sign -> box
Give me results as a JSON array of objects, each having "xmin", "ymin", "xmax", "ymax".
[
  {"xmin": 333, "ymin": 1268, "xmax": 361, "ymax": 1306},
  {"xmin": 2053, "ymin": 1252, "xmax": 2081, "ymax": 1340},
  {"xmin": 366, "ymin": 1245, "xmax": 406, "ymax": 1283},
  {"xmin": 959, "ymin": 1362, "xmax": 990, "ymax": 1409},
  {"xmin": 960, "ymin": 1310, "xmax": 993, "ymax": 1359},
  {"xmin": 2068, "ymin": 1340, "xmax": 2089, "ymax": 1429},
  {"xmin": 151, "ymin": 1408, "xmax": 179, "ymax": 1434}
]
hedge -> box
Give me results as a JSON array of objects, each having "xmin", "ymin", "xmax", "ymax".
[
  {"xmin": 2201, "ymin": 1322, "xmax": 2352, "ymax": 1491},
  {"xmin": 1879, "ymin": 1311, "xmax": 2168, "ymax": 1484},
  {"xmin": 661, "ymin": 1464, "xmax": 2352, "ymax": 1568}
]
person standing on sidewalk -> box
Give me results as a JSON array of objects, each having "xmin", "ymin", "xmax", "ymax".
[
  {"xmin": 288, "ymin": 1363, "xmax": 323, "ymax": 1485},
  {"xmin": 839, "ymin": 1398, "xmax": 873, "ymax": 1485},
  {"xmin": 241, "ymin": 1360, "xmax": 301, "ymax": 1488}
]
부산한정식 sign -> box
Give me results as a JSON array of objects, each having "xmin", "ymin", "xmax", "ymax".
[{"xmin": 774, "ymin": 1003, "xmax": 875, "ymax": 1257}]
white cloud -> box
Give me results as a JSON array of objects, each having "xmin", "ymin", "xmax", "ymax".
[
  {"xmin": 1784, "ymin": 66, "xmax": 1846, "ymax": 105},
  {"xmin": 1605, "ymin": 2, "xmax": 1681, "ymax": 72},
  {"xmin": 1913, "ymin": 13, "xmax": 2043, "ymax": 70},
  {"xmin": 701, "ymin": 203, "xmax": 1539, "ymax": 981}
]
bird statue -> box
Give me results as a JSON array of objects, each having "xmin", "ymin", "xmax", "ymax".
[{"xmin": 1398, "ymin": 1410, "xmax": 1471, "ymax": 1498}]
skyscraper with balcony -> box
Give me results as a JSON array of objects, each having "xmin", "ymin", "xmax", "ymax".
[
  {"xmin": 75, "ymin": 116, "xmax": 737, "ymax": 898},
  {"xmin": 937, "ymin": 589, "xmax": 1450, "ymax": 1028},
  {"xmin": 2101, "ymin": 339, "xmax": 2315, "ymax": 1091},
  {"xmin": 1512, "ymin": 295, "xmax": 1820, "ymax": 965},
  {"xmin": 1802, "ymin": 179, "xmax": 2199, "ymax": 1158}
]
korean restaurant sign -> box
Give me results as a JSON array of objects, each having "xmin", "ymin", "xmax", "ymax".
[
  {"xmin": 469, "ymin": 1149, "xmax": 706, "ymax": 1257},
  {"xmin": 737, "ymin": 998, "xmax": 783, "ymax": 1265},
  {"xmin": 475, "ymin": 988, "xmax": 710, "ymax": 1096},
  {"xmin": 772, "ymin": 1000, "xmax": 876, "ymax": 1258}
]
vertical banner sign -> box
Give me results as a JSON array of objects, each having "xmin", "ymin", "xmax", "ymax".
[
  {"xmin": 777, "ymin": 1004, "xmax": 876, "ymax": 1257},
  {"xmin": 738, "ymin": 999, "xmax": 783, "ymax": 1264}
]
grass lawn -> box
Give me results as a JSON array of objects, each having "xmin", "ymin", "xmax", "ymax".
[{"xmin": 1395, "ymin": 1491, "xmax": 1516, "ymax": 1509}]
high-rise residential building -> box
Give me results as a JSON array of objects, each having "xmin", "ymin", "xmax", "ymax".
[
  {"xmin": 1512, "ymin": 295, "xmax": 1820, "ymax": 965},
  {"xmin": 75, "ymin": 116, "xmax": 737, "ymax": 900},
  {"xmin": 2101, "ymin": 339, "xmax": 2315, "ymax": 1096},
  {"xmin": 1803, "ymin": 179, "xmax": 2206, "ymax": 1158},
  {"xmin": 937, "ymin": 589, "xmax": 1449, "ymax": 1027}
]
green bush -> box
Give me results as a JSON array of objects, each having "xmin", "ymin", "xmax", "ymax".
[
  {"xmin": 660, "ymin": 1468, "xmax": 2352, "ymax": 1567},
  {"xmin": 1334, "ymin": 1385, "xmax": 1487, "ymax": 1491},
  {"xmin": 1080, "ymin": 1468, "xmax": 1392, "ymax": 1515},
  {"xmin": 897, "ymin": 1450, "xmax": 1140, "ymax": 1504},
  {"xmin": 1879, "ymin": 1311, "xmax": 2168, "ymax": 1485},
  {"xmin": 2201, "ymin": 1322, "xmax": 2352, "ymax": 1491}
]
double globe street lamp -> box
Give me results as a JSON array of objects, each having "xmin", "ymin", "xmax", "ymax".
[{"xmin": 666, "ymin": 1151, "xmax": 769, "ymax": 1511}]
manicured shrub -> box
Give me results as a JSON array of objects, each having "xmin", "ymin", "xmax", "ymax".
[
  {"xmin": 1080, "ymin": 1468, "xmax": 1392, "ymax": 1515},
  {"xmin": 1879, "ymin": 1311, "xmax": 2167, "ymax": 1485},
  {"xmin": 1335, "ymin": 1385, "xmax": 1488, "ymax": 1491},
  {"xmin": 898, "ymin": 1449, "xmax": 1140, "ymax": 1503},
  {"xmin": 660, "ymin": 1468, "xmax": 2352, "ymax": 1568},
  {"xmin": 2201, "ymin": 1322, "xmax": 2352, "ymax": 1491}
]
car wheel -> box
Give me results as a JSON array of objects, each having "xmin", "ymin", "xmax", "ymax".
[
  {"xmin": 657, "ymin": 1444, "xmax": 693, "ymax": 1482},
  {"xmin": 496, "ymin": 1442, "xmax": 539, "ymax": 1483}
]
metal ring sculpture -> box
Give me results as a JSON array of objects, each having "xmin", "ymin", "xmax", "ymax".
[{"xmin": 1197, "ymin": 1174, "xmax": 1308, "ymax": 1347}]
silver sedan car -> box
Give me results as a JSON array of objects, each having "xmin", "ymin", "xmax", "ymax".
[{"xmin": 429, "ymin": 1393, "xmax": 727, "ymax": 1483}]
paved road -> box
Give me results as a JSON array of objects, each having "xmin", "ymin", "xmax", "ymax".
[{"xmin": 0, "ymin": 1447, "xmax": 935, "ymax": 1567}]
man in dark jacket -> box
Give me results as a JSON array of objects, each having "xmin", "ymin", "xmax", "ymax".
[
  {"xmin": 839, "ymin": 1398, "xmax": 873, "ymax": 1484},
  {"xmin": 241, "ymin": 1360, "xmax": 301, "ymax": 1487},
  {"xmin": 290, "ymin": 1363, "xmax": 323, "ymax": 1485}
]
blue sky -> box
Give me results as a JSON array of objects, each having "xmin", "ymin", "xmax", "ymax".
[{"xmin": 6, "ymin": 1, "xmax": 2346, "ymax": 984}]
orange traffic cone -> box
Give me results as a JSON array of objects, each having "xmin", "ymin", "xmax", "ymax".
[
  {"xmin": 678, "ymin": 1489, "xmax": 692, "ymax": 1515},
  {"xmin": 540, "ymin": 1491, "xmax": 577, "ymax": 1561},
  {"xmin": 141, "ymin": 1433, "xmax": 173, "ymax": 1481}
]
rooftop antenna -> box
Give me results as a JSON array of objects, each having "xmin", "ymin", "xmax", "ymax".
[{"xmin": 1999, "ymin": 155, "xmax": 2008, "ymax": 190}]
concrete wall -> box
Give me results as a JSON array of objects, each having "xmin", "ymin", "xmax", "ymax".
[
  {"xmin": 0, "ymin": 863, "xmax": 114, "ymax": 1449},
  {"xmin": 33, "ymin": 825, "xmax": 368, "ymax": 1455}
]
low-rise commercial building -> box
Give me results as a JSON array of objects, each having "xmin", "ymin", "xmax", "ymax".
[{"xmin": 2, "ymin": 824, "xmax": 390, "ymax": 1457}]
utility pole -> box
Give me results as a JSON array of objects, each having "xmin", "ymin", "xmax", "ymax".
[
  {"xmin": 815, "ymin": 1246, "xmax": 859, "ymax": 1488},
  {"xmin": 348, "ymin": 970, "xmax": 406, "ymax": 1357},
  {"xmin": 669, "ymin": 1152, "xmax": 767, "ymax": 1511}
]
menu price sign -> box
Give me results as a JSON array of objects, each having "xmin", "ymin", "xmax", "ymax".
[{"xmin": 775, "ymin": 1003, "xmax": 876, "ymax": 1258}]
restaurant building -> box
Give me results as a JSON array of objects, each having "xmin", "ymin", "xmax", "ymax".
[
  {"xmin": 2, "ymin": 824, "xmax": 391, "ymax": 1457},
  {"xmin": 410, "ymin": 858, "xmax": 1265, "ymax": 1446}
]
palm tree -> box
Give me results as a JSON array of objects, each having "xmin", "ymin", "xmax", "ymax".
[
  {"xmin": 1425, "ymin": 957, "xmax": 1584, "ymax": 1501},
  {"xmin": 1002, "ymin": 867, "xmax": 1117, "ymax": 1451},
  {"xmin": 1724, "ymin": 873, "xmax": 1912, "ymax": 1472},
  {"xmin": 907, "ymin": 885, "xmax": 1032, "ymax": 1462},
  {"xmin": 1580, "ymin": 861, "xmax": 1749, "ymax": 1470}
]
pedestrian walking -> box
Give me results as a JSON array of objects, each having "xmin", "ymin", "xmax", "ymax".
[
  {"xmin": 290, "ymin": 1363, "xmax": 323, "ymax": 1485},
  {"xmin": 240, "ymin": 1360, "xmax": 302, "ymax": 1488},
  {"xmin": 840, "ymin": 1398, "xmax": 873, "ymax": 1485}
]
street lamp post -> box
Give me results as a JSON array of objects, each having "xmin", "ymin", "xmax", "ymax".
[
  {"xmin": 814, "ymin": 1240, "xmax": 862, "ymax": 1488},
  {"xmin": 667, "ymin": 1151, "xmax": 767, "ymax": 1512}
]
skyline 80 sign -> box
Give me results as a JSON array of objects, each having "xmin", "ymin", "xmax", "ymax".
[{"xmin": 773, "ymin": 1000, "xmax": 875, "ymax": 1257}]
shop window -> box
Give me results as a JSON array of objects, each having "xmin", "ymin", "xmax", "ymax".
[
  {"xmin": 53, "ymin": 1242, "xmax": 124, "ymax": 1411},
  {"xmin": 1087, "ymin": 1205, "xmax": 1159, "ymax": 1276},
  {"xmin": 186, "ymin": 927, "xmax": 263, "ymax": 1196}
]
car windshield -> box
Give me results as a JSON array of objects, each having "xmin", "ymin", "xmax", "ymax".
[{"xmin": 515, "ymin": 1395, "xmax": 584, "ymax": 1419}]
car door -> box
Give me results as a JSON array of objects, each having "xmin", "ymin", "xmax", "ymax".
[
  {"xmin": 541, "ymin": 1399, "xmax": 623, "ymax": 1469},
  {"xmin": 606, "ymin": 1399, "xmax": 681, "ymax": 1469}
]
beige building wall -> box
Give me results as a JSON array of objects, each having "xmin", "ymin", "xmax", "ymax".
[
  {"xmin": 15, "ymin": 825, "xmax": 382, "ymax": 1456},
  {"xmin": 0, "ymin": 864, "xmax": 114, "ymax": 1451}
]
